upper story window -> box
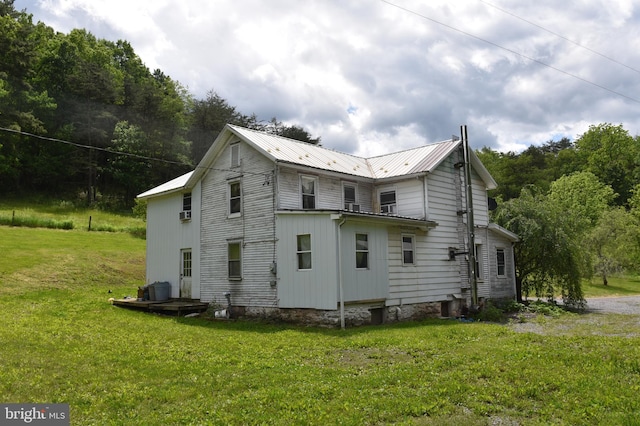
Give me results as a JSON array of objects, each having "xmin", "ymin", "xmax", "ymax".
[
  {"xmin": 300, "ymin": 175, "xmax": 317, "ymax": 209},
  {"xmin": 296, "ymin": 234, "xmax": 312, "ymax": 270},
  {"xmin": 229, "ymin": 181, "xmax": 241, "ymax": 216},
  {"xmin": 355, "ymin": 233, "xmax": 369, "ymax": 269},
  {"xmin": 496, "ymin": 248, "xmax": 506, "ymax": 277},
  {"xmin": 343, "ymin": 183, "xmax": 358, "ymax": 210},
  {"xmin": 230, "ymin": 143, "xmax": 240, "ymax": 167},
  {"xmin": 183, "ymin": 193, "xmax": 192, "ymax": 212},
  {"xmin": 402, "ymin": 235, "xmax": 415, "ymax": 265},
  {"xmin": 180, "ymin": 193, "xmax": 192, "ymax": 221},
  {"xmin": 380, "ymin": 190, "xmax": 397, "ymax": 214}
]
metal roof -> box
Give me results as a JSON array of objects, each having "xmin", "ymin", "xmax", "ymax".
[
  {"xmin": 229, "ymin": 124, "xmax": 461, "ymax": 179},
  {"xmin": 137, "ymin": 171, "xmax": 193, "ymax": 199},
  {"xmin": 138, "ymin": 124, "xmax": 497, "ymax": 198}
]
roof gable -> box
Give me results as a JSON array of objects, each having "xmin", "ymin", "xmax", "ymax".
[{"xmin": 138, "ymin": 124, "xmax": 497, "ymax": 198}]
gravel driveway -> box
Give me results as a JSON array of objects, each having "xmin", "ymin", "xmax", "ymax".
[{"xmin": 583, "ymin": 295, "xmax": 640, "ymax": 315}]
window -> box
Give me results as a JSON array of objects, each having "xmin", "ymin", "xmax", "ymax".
[
  {"xmin": 402, "ymin": 235, "xmax": 415, "ymax": 265},
  {"xmin": 301, "ymin": 176, "xmax": 317, "ymax": 209},
  {"xmin": 228, "ymin": 242, "xmax": 242, "ymax": 279},
  {"xmin": 229, "ymin": 181, "xmax": 241, "ymax": 215},
  {"xmin": 496, "ymin": 248, "xmax": 506, "ymax": 276},
  {"xmin": 355, "ymin": 233, "xmax": 369, "ymax": 269},
  {"xmin": 380, "ymin": 190, "xmax": 397, "ymax": 214},
  {"xmin": 230, "ymin": 143, "xmax": 240, "ymax": 167},
  {"xmin": 182, "ymin": 250, "xmax": 192, "ymax": 278},
  {"xmin": 343, "ymin": 183, "xmax": 356, "ymax": 209},
  {"xmin": 296, "ymin": 234, "xmax": 312, "ymax": 270},
  {"xmin": 183, "ymin": 193, "xmax": 192, "ymax": 212}
]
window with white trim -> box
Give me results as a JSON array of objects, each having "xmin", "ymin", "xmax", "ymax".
[
  {"xmin": 343, "ymin": 183, "xmax": 357, "ymax": 210},
  {"xmin": 380, "ymin": 190, "xmax": 397, "ymax": 214},
  {"xmin": 496, "ymin": 248, "xmax": 506, "ymax": 277},
  {"xmin": 300, "ymin": 176, "xmax": 317, "ymax": 209},
  {"xmin": 402, "ymin": 235, "xmax": 415, "ymax": 265},
  {"xmin": 296, "ymin": 234, "xmax": 312, "ymax": 270},
  {"xmin": 355, "ymin": 233, "xmax": 369, "ymax": 269},
  {"xmin": 229, "ymin": 181, "xmax": 241, "ymax": 215},
  {"xmin": 183, "ymin": 193, "xmax": 192, "ymax": 212},
  {"xmin": 228, "ymin": 241, "xmax": 242, "ymax": 279}
]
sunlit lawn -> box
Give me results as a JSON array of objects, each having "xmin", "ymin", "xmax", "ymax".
[{"xmin": 1, "ymin": 224, "xmax": 640, "ymax": 425}]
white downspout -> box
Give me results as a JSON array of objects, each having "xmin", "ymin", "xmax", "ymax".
[{"xmin": 337, "ymin": 216, "xmax": 347, "ymax": 329}]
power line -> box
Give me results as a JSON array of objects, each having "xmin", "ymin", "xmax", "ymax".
[
  {"xmin": 379, "ymin": 0, "xmax": 640, "ymax": 105},
  {"xmin": 479, "ymin": 0, "xmax": 640, "ymax": 76},
  {"xmin": 0, "ymin": 126, "xmax": 271, "ymax": 177}
]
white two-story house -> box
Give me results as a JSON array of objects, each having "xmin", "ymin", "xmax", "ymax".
[{"xmin": 137, "ymin": 124, "xmax": 518, "ymax": 326}]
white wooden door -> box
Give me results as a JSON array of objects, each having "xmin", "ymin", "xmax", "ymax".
[{"xmin": 180, "ymin": 249, "xmax": 192, "ymax": 299}]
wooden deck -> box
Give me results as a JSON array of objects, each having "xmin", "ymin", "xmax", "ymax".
[{"xmin": 112, "ymin": 298, "xmax": 209, "ymax": 316}]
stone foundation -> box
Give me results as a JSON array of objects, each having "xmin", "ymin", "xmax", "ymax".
[{"xmin": 231, "ymin": 301, "xmax": 443, "ymax": 327}]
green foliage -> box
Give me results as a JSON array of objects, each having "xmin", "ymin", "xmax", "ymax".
[
  {"xmin": 547, "ymin": 171, "xmax": 616, "ymax": 230},
  {"xmin": 574, "ymin": 123, "xmax": 640, "ymax": 206},
  {"xmin": 493, "ymin": 187, "xmax": 585, "ymax": 306},
  {"xmin": 586, "ymin": 208, "xmax": 640, "ymax": 284}
]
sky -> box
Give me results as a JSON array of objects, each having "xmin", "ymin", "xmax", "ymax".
[{"xmin": 15, "ymin": 0, "xmax": 640, "ymax": 156}]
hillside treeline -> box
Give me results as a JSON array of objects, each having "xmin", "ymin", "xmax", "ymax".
[
  {"xmin": 479, "ymin": 123, "xmax": 640, "ymax": 304},
  {"xmin": 0, "ymin": 1, "xmax": 317, "ymax": 207}
]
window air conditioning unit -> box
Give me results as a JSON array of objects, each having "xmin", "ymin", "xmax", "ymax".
[
  {"xmin": 380, "ymin": 204, "xmax": 396, "ymax": 214},
  {"xmin": 345, "ymin": 203, "xmax": 360, "ymax": 212},
  {"xmin": 179, "ymin": 210, "xmax": 192, "ymax": 221}
]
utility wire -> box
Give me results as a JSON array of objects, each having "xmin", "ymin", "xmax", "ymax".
[
  {"xmin": 0, "ymin": 126, "xmax": 271, "ymax": 177},
  {"xmin": 479, "ymin": 0, "xmax": 640, "ymax": 76},
  {"xmin": 380, "ymin": 0, "xmax": 640, "ymax": 105}
]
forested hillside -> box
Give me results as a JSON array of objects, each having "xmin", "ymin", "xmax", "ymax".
[{"xmin": 0, "ymin": 1, "xmax": 317, "ymax": 207}]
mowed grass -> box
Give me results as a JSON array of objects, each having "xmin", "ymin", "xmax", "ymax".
[
  {"xmin": 1, "ymin": 226, "xmax": 640, "ymax": 425},
  {"xmin": 0, "ymin": 198, "xmax": 145, "ymax": 233},
  {"xmin": 583, "ymin": 275, "xmax": 640, "ymax": 298}
]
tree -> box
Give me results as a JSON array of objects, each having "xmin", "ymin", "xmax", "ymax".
[
  {"xmin": 259, "ymin": 117, "xmax": 321, "ymax": 145},
  {"xmin": 104, "ymin": 121, "xmax": 152, "ymax": 206},
  {"xmin": 574, "ymin": 123, "xmax": 639, "ymax": 206},
  {"xmin": 547, "ymin": 171, "xmax": 616, "ymax": 231},
  {"xmin": 493, "ymin": 186, "xmax": 585, "ymax": 307},
  {"xmin": 586, "ymin": 208, "xmax": 640, "ymax": 285}
]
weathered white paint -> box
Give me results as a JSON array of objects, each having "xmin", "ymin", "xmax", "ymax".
[
  {"xmin": 144, "ymin": 180, "xmax": 201, "ymax": 299},
  {"xmin": 200, "ymin": 139, "xmax": 278, "ymax": 307},
  {"xmin": 141, "ymin": 124, "xmax": 517, "ymax": 324}
]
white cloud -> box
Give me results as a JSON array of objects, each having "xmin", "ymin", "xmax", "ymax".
[{"xmin": 19, "ymin": 0, "xmax": 640, "ymax": 155}]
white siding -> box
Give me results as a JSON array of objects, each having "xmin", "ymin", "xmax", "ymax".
[
  {"xmin": 340, "ymin": 222, "xmax": 389, "ymax": 302},
  {"xmin": 145, "ymin": 181, "xmax": 201, "ymax": 299},
  {"xmin": 386, "ymin": 156, "xmax": 463, "ymax": 306},
  {"xmin": 486, "ymin": 229, "xmax": 517, "ymax": 299},
  {"xmin": 276, "ymin": 213, "xmax": 338, "ymax": 309},
  {"xmin": 277, "ymin": 166, "xmax": 375, "ymax": 212},
  {"xmin": 200, "ymin": 140, "xmax": 278, "ymax": 306}
]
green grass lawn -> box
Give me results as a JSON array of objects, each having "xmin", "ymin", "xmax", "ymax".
[
  {"xmin": 1, "ymin": 225, "xmax": 640, "ymax": 425},
  {"xmin": 0, "ymin": 198, "xmax": 145, "ymax": 233},
  {"xmin": 583, "ymin": 275, "xmax": 640, "ymax": 298}
]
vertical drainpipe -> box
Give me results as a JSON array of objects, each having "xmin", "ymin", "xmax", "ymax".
[
  {"xmin": 461, "ymin": 125, "xmax": 478, "ymax": 307},
  {"xmin": 337, "ymin": 216, "xmax": 347, "ymax": 329}
]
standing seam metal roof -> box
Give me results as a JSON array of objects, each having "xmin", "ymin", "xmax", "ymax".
[{"xmin": 229, "ymin": 124, "xmax": 461, "ymax": 179}]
